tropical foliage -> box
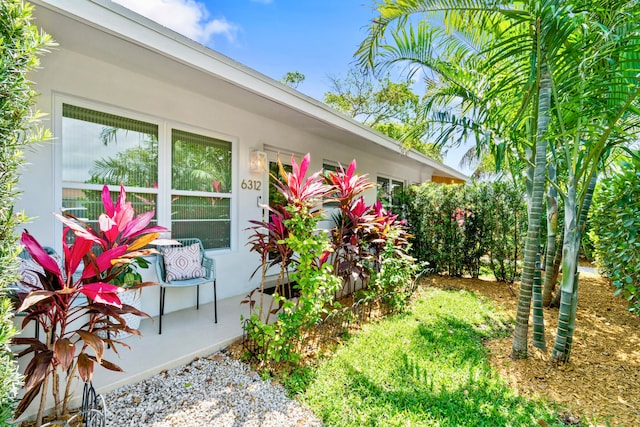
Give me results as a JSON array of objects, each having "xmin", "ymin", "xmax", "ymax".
[
  {"xmin": 0, "ymin": 1, "xmax": 53, "ymax": 422},
  {"xmin": 407, "ymin": 181, "xmax": 526, "ymax": 282},
  {"xmin": 589, "ymin": 152, "xmax": 640, "ymax": 313},
  {"xmin": 324, "ymin": 68, "xmax": 441, "ymax": 158},
  {"xmin": 244, "ymin": 154, "xmax": 341, "ymax": 363},
  {"xmin": 357, "ymin": 0, "xmax": 640, "ymax": 362},
  {"xmin": 13, "ymin": 185, "xmax": 170, "ymax": 425},
  {"xmin": 243, "ymin": 154, "xmax": 416, "ymax": 365}
]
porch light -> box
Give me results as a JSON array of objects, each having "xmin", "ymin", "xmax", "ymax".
[{"xmin": 250, "ymin": 150, "xmax": 267, "ymax": 172}]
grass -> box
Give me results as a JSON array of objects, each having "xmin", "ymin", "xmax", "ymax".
[{"xmin": 288, "ymin": 287, "xmax": 562, "ymax": 427}]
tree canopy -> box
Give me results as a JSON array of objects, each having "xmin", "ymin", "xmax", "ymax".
[{"xmin": 357, "ymin": 0, "xmax": 640, "ymax": 363}]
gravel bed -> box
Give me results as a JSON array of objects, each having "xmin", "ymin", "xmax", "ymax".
[{"xmin": 103, "ymin": 352, "xmax": 322, "ymax": 427}]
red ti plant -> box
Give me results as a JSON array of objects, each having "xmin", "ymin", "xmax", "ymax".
[
  {"xmin": 244, "ymin": 154, "xmax": 329, "ymax": 321},
  {"xmin": 245, "ymin": 205, "xmax": 294, "ymax": 322},
  {"xmin": 368, "ymin": 199, "xmax": 410, "ymax": 271},
  {"xmin": 324, "ymin": 160, "xmax": 376, "ymax": 296},
  {"xmin": 274, "ymin": 153, "xmax": 327, "ymax": 212},
  {"xmin": 243, "ymin": 154, "xmax": 340, "ymax": 364},
  {"xmin": 13, "ymin": 185, "xmax": 170, "ymax": 425},
  {"xmin": 325, "ymin": 160, "xmax": 373, "ymax": 210}
]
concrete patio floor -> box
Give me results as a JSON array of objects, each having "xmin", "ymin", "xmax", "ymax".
[
  {"xmin": 13, "ymin": 294, "xmax": 249, "ymax": 423},
  {"xmin": 92, "ymin": 294, "xmax": 247, "ymax": 396}
]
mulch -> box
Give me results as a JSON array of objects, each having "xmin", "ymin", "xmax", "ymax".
[{"xmin": 424, "ymin": 272, "xmax": 640, "ymax": 427}]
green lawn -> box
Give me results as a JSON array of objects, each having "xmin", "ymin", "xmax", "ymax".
[{"xmin": 293, "ymin": 287, "xmax": 562, "ymax": 426}]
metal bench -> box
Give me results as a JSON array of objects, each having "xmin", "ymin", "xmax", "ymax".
[{"xmin": 154, "ymin": 238, "xmax": 217, "ymax": 334}]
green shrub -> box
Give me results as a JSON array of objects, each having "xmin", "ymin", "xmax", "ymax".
[
  {"xmin": 407, "ymin": 183, "xmax": 466, "ymax": 276},
  {"xmin": 0, "ymin": 1, "xmax": 53, "ymax": 421},
  {"xmin": 589, "ymin": 153, "xmax": 640, "ymax": 312},
  {"xmin": 243, "ymin": 157, "xmax": 416, "ymax": 365},
  {"xmin": 487, "ymin": 181, "xmax": 527, "ymax": 282},
  {"xmin": 366, "ymin": 227, "xmax": 418, "ymax": 312},
  {"xmin": 406, "ymin": 181, "xmax": 526, "ymax": 281}
]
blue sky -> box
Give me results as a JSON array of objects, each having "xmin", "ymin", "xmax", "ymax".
[
  {"xmin": 113, "ymin": 0, "xmax": 377, "ymax": 101},
  {"xmin": 111, "ymin": 0, "xmax": 468, "ymax": 174}
]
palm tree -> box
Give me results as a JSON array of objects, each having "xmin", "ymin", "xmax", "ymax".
[
  {"xmin": 356, "ymin": 0, "xmax": 580, "ymax": 359},
  {"xmin": 356, "ymin": 0, "xmax": 640, "ymax": 362},
  {"xmin": 547, "ymin": 1, "xmax": 640, "ymax": 361}
]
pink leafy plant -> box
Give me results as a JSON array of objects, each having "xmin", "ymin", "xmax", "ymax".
[{"xmin": 13, "ymin": 185, "xmax": 172, "ymax": 424}]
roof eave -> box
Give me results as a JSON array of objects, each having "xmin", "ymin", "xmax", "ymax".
[{"xmin": 32, "ymin": 0, "xmax": 468, "ymax": 182}]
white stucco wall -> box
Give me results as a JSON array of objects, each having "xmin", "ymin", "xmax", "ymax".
[{"xmin": 16, "ymin": 46, "xmax": 430, "ymax": 317}]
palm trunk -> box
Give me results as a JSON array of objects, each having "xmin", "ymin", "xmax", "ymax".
[
  {"xmin": 547, "ymin": 242, "xmax": 563, "ymax": 307},
  {"xmin": 512, "ymin": 199, "xmax": 519, "ymax": 282},
  {"xmin": 552, "ymin": 176, "xmax": 580, "ymax": 362},
  {"xmin": 532, "ymin": 256, "xmax": 546, "ymax": 350},
  {"xmin": 551, "ymin": 172, "xmax": 598, "ymax": 361},
  {"xmin": 513, "ymin": 60, "xmax": 550, "ymax": 359},
  {"xmin": 533, "ymin": 160, "xmax": 558, "ymax": 349},
  {"xmin": 542, "ymin": 161, "xmax": 558, "ymax": 305},
  {"xmin": 578, "ymin": 173, "xmax": 597, "ymax": 238}
]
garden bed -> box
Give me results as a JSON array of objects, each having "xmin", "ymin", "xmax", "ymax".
[
  {"xmin": 231, "ymin": 271, "xmax": 639, "ymax": 426},
  {"xmin": 427, "ymin": 272, "xmax": 640, "ymax": 426}
]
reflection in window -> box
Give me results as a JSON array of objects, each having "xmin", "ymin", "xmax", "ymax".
[
  {"xmin": 62, "ymin": 104, "xmax": 158, "ymax": 187},
  {"xmin": 322, "ymin": 162, "xmax": 340, "ymax": 209},
  {"xmin": 267, "ymin": 160, "xmax": 293, "ymax": 261},
  {"xmin": 61, "ymin": 103, "xmax": 234, "ymax": 250},
  {"xmin": 171, "ymin": 130, "xmax": 232, "ymax": 249},
  {"xmin": 62, "ymin": 104, "xmax": 159, "ymax": 238},
  {"xmin": 377, "ymin": 176, "xmax": 405, "ymax": 214},
  {"xmin": 268, "ymin": 160, "xmax": 292, "ymax": 211}
]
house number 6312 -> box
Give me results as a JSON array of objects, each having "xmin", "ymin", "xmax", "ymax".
[{"xmin": 241, "ymin": 179, "xmax": 262, "ymax": 191}]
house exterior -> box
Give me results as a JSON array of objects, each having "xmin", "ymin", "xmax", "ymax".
[{"xmin": 21, "ymin": 0, "xmax": 467, "ymax": 318}]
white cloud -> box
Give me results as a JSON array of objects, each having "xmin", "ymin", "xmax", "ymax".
[{"xmin": 112, "ymin": 0, "xmax": 238, "ymax": 45}]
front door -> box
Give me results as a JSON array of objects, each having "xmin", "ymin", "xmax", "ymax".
[
  {"xmin": 264, "ymin": 149, "xmax": 300, "ymax": 217},
  {"xmin": 262, "ymin": 150, "xmax": 299, "ymax": 290}
]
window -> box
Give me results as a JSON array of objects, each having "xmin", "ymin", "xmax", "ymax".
[
  {"xmin": 322, "ymin": 162, "xmax": 339, "ymax": 209},
  {"xmin": 267, "ymin": 159, "xmax": 293, "ymax": 261},
  {"xmin": 268, "ymin": 159, "xmax": 292, "ymax": 211},
  {"xmin": 171, "ymin": 129, "xmax": 231, "ymax": 249},
  {"xmin": 377, "ymin": 176, "xmax": 405, "ymax": 214},
  {"xmin": 61, "ymin": 103, "xmax": 233, "ymax": 249},
  {"xmin": 61, "ymin": 104, "xmax": 159, "ymax": 231}
]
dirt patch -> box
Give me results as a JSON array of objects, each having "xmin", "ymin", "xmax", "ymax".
[{"xmin": 424, "ymin": 273, "xmax": 640, "ymax": 426}]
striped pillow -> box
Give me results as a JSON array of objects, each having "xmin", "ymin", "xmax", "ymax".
[
  {"xmin": 19, "ymin": 259, "xmax": 45, "ymax": 292},
  {"xmin": 18, "ymin": 253, "xmax": 64, "ymax": 293},
  {"xmin": 163, "ymin": 243, "xmax": 206, "ymax": 282}
]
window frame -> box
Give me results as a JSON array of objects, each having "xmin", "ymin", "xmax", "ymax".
[
  {"xmin": 376, "ymin": 175, "xmax": 406, "ymax": 214},
  {"xmin": 54, "ymin": 95, "xmax": 237, "ymax": 253},
  {"xmin": 321, "ymin": 160, "xmax": 340, "ymax": 210}
]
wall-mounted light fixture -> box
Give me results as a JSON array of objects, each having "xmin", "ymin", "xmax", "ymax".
[{"xmin": 249, "ymin": 150, "xmax": 267, "ymax": 172}]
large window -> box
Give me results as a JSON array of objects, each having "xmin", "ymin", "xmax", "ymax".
[
  {"xmin": 61, "ymin": 104, "xmax": 159, "ymax": 231},
  {"xmin": 61, "ymin": 103, "xmax": 233, "ymax": 249},
  {"xmin": 171, "ymin": 129, "xmax": 231, "ymax": 249},
  {"xmin": 377, "ymin": 176, "xmax": 405, "ymax": 214}
]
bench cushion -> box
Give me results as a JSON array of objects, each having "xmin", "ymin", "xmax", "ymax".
[{"xmin": 163, "ymin": 243, "xmax": 206, "ymax": 282}]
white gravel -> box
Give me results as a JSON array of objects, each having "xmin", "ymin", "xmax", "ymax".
[{"xmin": 103, "ymin": 352, "xmax": 322, "ymax": 427}]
